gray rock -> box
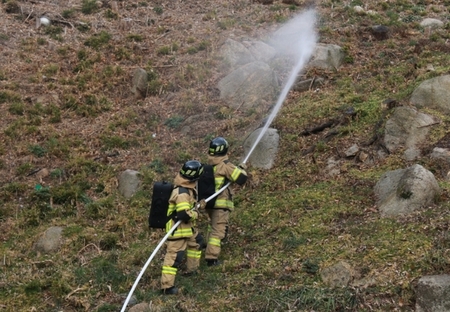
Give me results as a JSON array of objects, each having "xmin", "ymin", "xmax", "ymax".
[
  {"xmin": 345, "ymin": 144, "xmax": 359, "ymax": 157},
  {"xmin": 243, "ymin": 40, "xmax": 276, "ymax": 63},
  {"xmin": 353, "ymin": 6, "xmax": 365, "ymax": 14},
  {"xmin": 131, "ymin": 68, "xmax": 148, "ymax": 99},
  {"xmin": 243, "ymin": 128, "xmax": 279, "ymax": 169},
  {"xmin": 220, "ymin": 38, "xmax": 255, "ymax": 70},
  {"xmin": 374, "ymin": 164, "xmax": 441, "ymax": 217},
  {"xmin": 308, "ymin": 43, "xmax": 345, "ymax": 70},
  {"xmin": 118, "ymin": 169, "xmax": 141, "ymax": 198},
  {"xmin": 324, "ymin": 157, "xmax": 341, "ymax": 177},
  {"xmin": 218, "ymin": 61, "xmax": 278, "ymax": 111},
  {"xmin": 372, "ymin": 25, "xmax": 389, "ymax": 40},
  {"xmin": 128, "ymin": 301, "xmax": 157, "ymax": 312},
  {"xmin": 321, "ymin": 261, "xmax": 355, "ymax": 288},
  {"xmin": 180, "ymin": 114, "xmax": 214, "ymax": 138},
  {"xmin": 34, "ymin": 226, "xmax": 64, "ymax": 254},
  {"xmin": 420, "ymin": 18, "xmax": 444, "ymax": 29},
  {"xmin": 384, "ymin": 107, "xmax": 438, "ymax": 161},
  {"xmin": 410, "ymin": 75, "xmax": 450, "ymax": 113},
  {"xmin": 416, "ymin": 275, "xmax": 450, "ymax": 312},
  {"xmin": 430, "ymin": 147, "xmax": 450, "ymax": 160}
]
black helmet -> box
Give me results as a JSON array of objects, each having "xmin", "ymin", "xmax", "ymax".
[
  {"xmin": 180, "ymin": 160, "xmax": 204, "ymax": 181},
  {"xmin": 209, "ymin": 137, "xmax": 229, "ymax": 156}
]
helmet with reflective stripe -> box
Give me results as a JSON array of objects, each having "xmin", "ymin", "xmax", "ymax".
[
  {"xmin": 180, "ymin": 160, "xmax": 204, "ymax": 181},
  {"xmin": 209, "ymin": 137, "xmax": 229, "ymax": 156}
]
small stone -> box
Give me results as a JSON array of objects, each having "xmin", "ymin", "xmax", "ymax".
[
  {"xmin": 372, "ymin": 25, "xmax": 389, "ymax": 40},
  {"xmin": 353, "ymin": 6, "xmax": 365, "ymax": 14}
]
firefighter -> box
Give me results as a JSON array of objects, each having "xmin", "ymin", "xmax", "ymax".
[
  {"xmin": 161, "ymin": 160, "xmax": 206, "ymax": 295},
  {"xmin": 204, "ymin": 137, "xmax": 247, "ymax": 266}
]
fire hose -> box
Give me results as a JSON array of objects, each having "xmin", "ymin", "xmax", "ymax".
[{"xmin": 121, "ymin": 114, "xmax": 275, "ymax": 311}]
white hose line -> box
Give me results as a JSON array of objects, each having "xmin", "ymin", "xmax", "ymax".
[
  {"xmin": 205, "ymin": 182, "xmax": 230, "ymax": 203},
  {"xmin": 120, "ymin": 219, "xmax": 182, "ymax": 312}
]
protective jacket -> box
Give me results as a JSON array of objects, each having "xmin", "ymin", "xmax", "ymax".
[
  {"xmin": 207, "ymin": 155, "xmax": 247, "ymax": 211},
  {"xmin": 166, "ymin": 174, "xmax": 198, "ymax": 239}
]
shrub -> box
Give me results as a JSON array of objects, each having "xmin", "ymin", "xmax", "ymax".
[
  {"xmin": 81, "ymin": 0, "xmax": 98, "ymax": 14},
  {"xmin": 84, "ymin": 31, "xmax": 111, "ymax": 50},
  {"xmin": 164, "ymin": 115, "xmax": 184, "ymax": 129},
  {"xmin": 28, "ymin": 145, "xmax": 47, "ymax": 157},
  {"xmin": 153, "ymin": 6, "xmax": 163, "ymax": 15}
]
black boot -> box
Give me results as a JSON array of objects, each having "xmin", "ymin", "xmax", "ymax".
[
  {"xmin": 206, "ymin": 259, "xmax": 221, "ymax": 267},
  {"xmin": 161, "ymin": 286, "xmax": 178, "ymax": 295}
]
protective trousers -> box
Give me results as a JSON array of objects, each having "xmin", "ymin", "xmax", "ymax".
[
  {"xmin": 205, "ymin": 209, "xmax": 229, "ymax": 260},
  {"xmin": 161, "ymin": 232, "xmax": 201, "ymax": 289}
]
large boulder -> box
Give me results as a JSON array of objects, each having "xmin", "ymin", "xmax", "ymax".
[
  {"xmin": 416, "ymin": 275, "xmax": 450, "ymax": 312},
  {"xmin": 243, "ymin": 40, "xmax": 276, "ymax": 64},
  {"xmin": 118, "ymin": 169, "xmax": 141, "ymax": 198},
  {"xmin": 243, "ymin": 128, "xmax": 279, "ymax": 169},
  {"xmin": 218, "ymin": 61, "xmax": 279, "ymax": 111},
  {"xmin": 220, "ymin": 38, "xmax": 255, "ymax": 70},
  {"xmin": 307, "ymin": 43, "xmax": 345, "ymax": 70},
  {"xmin": 374, "ymin": 164, "xmax": 441, "ymax": 217},
  {"xmin": 384, "ymin": 106, "xmax": 438, "ymax": 160},
  {"xmin": 410, "ymin": 75, "xmax": 450, "ymax": 113}
]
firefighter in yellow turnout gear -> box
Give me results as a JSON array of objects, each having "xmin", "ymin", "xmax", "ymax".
[
  {"xmin": 204, "ymin": 137, "xmax": 247, "ymax": 266},
  {"xmin": 161, "ymin": 160, "xmax": 206, "ymax": 295}
]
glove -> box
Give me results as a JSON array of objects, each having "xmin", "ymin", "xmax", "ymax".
[
  {"xmin": 196, "ymin": 199, "xmax": 206, "ymax": 210},
  {"xmin": 238, "ymin": 163, "xmax": 247, "ymax": 170}
]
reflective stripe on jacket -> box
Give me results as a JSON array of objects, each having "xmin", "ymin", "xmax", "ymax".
[
  {"xmin": 165, "ymin": 174, "xmax": 198, "ymax": 238},
  {"xmin": 208, "ymin": 155, "xmax": 247, "ymax": 211}
]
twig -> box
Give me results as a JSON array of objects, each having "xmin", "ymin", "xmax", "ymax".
[
  {"xmin": 77, "ymin": 243, "xmax": 101, "ymax": 255},
  {"xmin": 26, "ymin": 168, "xmax": 42, "ymax": 177},
  {"xmin": 308, "ymin": 76, "xmax": 316, "ymax": 90},
  {"xmin": 417, "ymin": 121, "xmax": 440, "ymax": 128},
  {"xmin": 55, "ymin": 15, "xmax": 75, "ymax": 28},
  {"xmin": 233, "ymin": 101, "xmax": 245, "ymax": 114},
  {"xmin": 65, "ymin": 285, "xmax": 89, "ymax": 299},
  {"xmin": 153, "ymin": 65, "xmax": 176, "ymax": 68},
  {"xmin": 24, "ymin": 6, "xmax": 34, "ymax": 24}
]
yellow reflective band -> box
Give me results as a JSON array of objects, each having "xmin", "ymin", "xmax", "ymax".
[
  {"xmin": 170, "ymin": 228, "xmax": 194, "ymax": 238},
  {"xmin": 162, "ymin": 266, "xmax": 177, "ymax": 275},
  {"xmin": 186, "ymin": 249, "xmax": 201, "ymax": 259},
  {"xmin": 231, "ymin": 168, "xmax": 240, "ymax": 182},
  {"xmin": 208, "ymin": 237, "xmax": 221, "ymax": 247},
  {"xmin": 215, "ymin": 177, "xmax": 225, "ymax": 191},
  {"xmin": 165, "ymin": 220, "xmax": 174, "ymax": 232},
  {"xmin": 176, "ymin": 202, "xmax": 190, "ymax": 211},
  {"xmin": 215, "ymin": 199, "xmax": 233, "ymax": 209}
]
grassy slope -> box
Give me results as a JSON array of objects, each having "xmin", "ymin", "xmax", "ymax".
[{"xmin": 1, "ymin": 0, "xmax": 450, "ymax": 311}]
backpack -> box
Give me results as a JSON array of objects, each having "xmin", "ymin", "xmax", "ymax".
[
  {"xmin": 148, "ymin": 181, "xmax": 174, "ymax": 229},
  {"xmin": 197, "ymin": 164, "xmax": 217, "ymax": 210}
]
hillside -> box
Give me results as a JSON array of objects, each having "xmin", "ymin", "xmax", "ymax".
[{"xmin": 1, "ymin": 0, "xmax": 450, "ymax": 311}]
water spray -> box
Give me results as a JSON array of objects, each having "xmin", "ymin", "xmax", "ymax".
[
  {"xmin": 244, "ymin": 9, "xmax": 317, "ymax": 164},
  {"xmin": 121, "ymin": 9, "xmax": 317, "ymax": 311}
]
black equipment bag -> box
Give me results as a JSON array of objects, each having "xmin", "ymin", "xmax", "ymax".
[
  {"xmin": 197, "ymin": 164, "xmax": 217, "ymax": 209},
  {"xmin": 149, "ymin": 181, "xmax": 173, "ymax": 229}
]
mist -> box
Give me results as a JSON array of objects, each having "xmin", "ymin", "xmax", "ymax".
[{"xmin": 243, "ymin": 9, "xmax": 318, "ymax": 163}]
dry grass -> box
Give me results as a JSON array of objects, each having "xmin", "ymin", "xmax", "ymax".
[{"xmin": 1, "ymin": 0, "xmax": 450, "ymax": 311}]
